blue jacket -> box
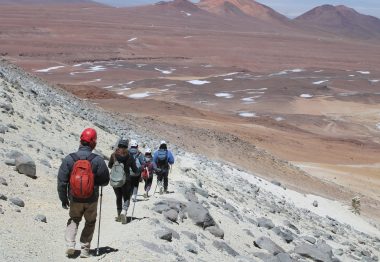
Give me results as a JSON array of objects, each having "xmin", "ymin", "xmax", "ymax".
[{"xmin": 153, "ymin": 149, "xmax": 175, "ymax": 167}]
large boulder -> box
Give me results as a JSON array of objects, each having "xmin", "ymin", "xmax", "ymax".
[
  {"xmin": 163, "ymin": 209, "xmax": 179, "ymax": 222},
  {"xmin": 254, "ymin": 236, "xmax": 285, "ymax": 255},
  {"xmin": 257, "ymin": 217, "xmax": 275, "ymax": 229},
  {"xmin": 155, "ymin": 230, "xmax": 172, "ymax": 242},
  {"xmin": 206, "ymin": 226, "xmax": 225, "ymax": 239},
  {"xmin": 294, "ymin": 243, "xmax": 334, "ymax": 262},
  {"xmin": 10, "ymin": 197, "xmax": 25, "ymax": 207},
  {"xmin": 185, "ymin": 202, "xmax": 215, "ymax": 228},
  {"xmin": 15, "ymin": 154, "xmax": 36, "ymax": 178},
  {"xmin": 212, "ymin": 241, "xmax": 239, "ymax": 257}
]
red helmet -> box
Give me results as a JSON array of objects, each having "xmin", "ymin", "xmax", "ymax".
[{"xmin": 80, "ymin": 128, "xmax": 97, "ymax": 149}]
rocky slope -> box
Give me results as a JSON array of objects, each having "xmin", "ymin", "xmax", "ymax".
[{"xmin": 0, "ymin": 59, "xmax": 379, "ymax": 261}]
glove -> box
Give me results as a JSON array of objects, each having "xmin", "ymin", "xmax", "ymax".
[{"xmin": 62, "ymin": 199, "xmax": 70, "ymax": 209}]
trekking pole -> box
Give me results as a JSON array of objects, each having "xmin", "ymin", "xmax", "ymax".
[
  {"xmin": 96, "ymin": 187, "xmax": 103, "ymax": 256},
  {"xmin": 131, "ymin": 198, "xmax": 136, "ymax": 220},
  {"xmin": 152, "ymin": 176, "xmax": 159, "ymax": 197}
]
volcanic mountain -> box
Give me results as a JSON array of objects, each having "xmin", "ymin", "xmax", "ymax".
[
  {"xmin": 197, "ymin": 0, "xmax": 288, "ymax": 22},
  {"xmin": 0, "ymin": 0, "xmax": 102, "ymax": 5},
  {"xmin": 295, "ymin": 5, "xmax": 380, "ymax": 39},
  {"xmin": 155, "ymin": 0, "xmax": 201, "ymax": 13}
]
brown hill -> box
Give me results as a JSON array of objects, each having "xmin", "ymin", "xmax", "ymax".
[
  {"xmin": 295, "ymin": 5, "xmax": 380, "ymax": 39},
  {"xmin": 0, "ymin": 0, "xmax": 102, "ymax": 5},
  {"xmin": 197, "ymin": 0, "xmax": 289, "ymax": 22}
]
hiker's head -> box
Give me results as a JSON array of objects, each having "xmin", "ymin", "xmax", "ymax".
[
  {"xmin": 145, "ymin": 148, "xmax": 152, "ymax": 160},
  {"xmin": 80, "ymin": 128, "xmax": 97, "ymax": 149},
  {"xmin": 118, "ymin": 139, "xmax": 129, "ymax": 149},
  {"xmin": 130, "ymin": 139, "xmax": 138, "ymax": 149},
  {"xmin": 159, "ymin": 140, "xmax": 167, "ymax": 150}
]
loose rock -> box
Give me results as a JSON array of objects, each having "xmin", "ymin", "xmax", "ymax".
[
  {"xmin": 15, "ymin": 154, "xmax": 36, "ymax": 178},
  {"xmin": 294, "ymin": 243, "xmax": 334, "ymax": 262},
  {"xmin": 0, "ymin": 193, "xmax": 7, "ymax": 201},
  {"xmin": 212, "ymin": 240, "xmax": 239, "ymax": 257},
  {"xmin": 254, "ymin": 236, "xmax": 285, "ymax": 255},
  {"xmin": 163, "ymin": 209, "xmax": 179, "ymax": 222},
  {"xmin": 206, "ymin": 226, "xmax": 225, "ymax": 239},
  {"xmin": 257, "ymin": 217, "xmax": 275, "ymax": 229},
  {"xmin": 35, "ymin": 214, "xmax": 47, "ymax": 223},
  {"xmin": 10, "ymin": 197, "xmax": 25, "ymax": 207},
  {"xmin": 0, "ymin": 177, "xmax": 8, "ymax": 186},
  {"xmin": 156, "ymin": 230, "xmax": 172, "ymax": 242}
]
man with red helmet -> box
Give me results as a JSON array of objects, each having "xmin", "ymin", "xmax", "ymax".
[{"xmin": 57, "ymin": 128, "xmax": 109, "ymax": 258}]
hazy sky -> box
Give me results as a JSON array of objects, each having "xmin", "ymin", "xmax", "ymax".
[{"xmin": 93, "ymin": 0, "xmax": 380, "ymax": 18}]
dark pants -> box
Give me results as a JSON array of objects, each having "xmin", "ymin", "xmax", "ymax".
[
  {"xmin": 130, "ymin": 175, "xmax": 140, "ymax": 196},
  {"xmin": 113, "ymin": 181, "xmax": 132, "ymax": 213},
  {"xmin": 144, "ymin": 176, "xmax": 153, "ymax": 192},
  {"xmin": 157, "ymin": 170, "xmax": 169, "ymax": 190}
]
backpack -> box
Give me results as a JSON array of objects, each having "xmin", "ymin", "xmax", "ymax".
[
  {"xmin": 69, "ymin": 153, "xmax": 96, "ymax": 199},
  {"xmin": 130, "ymin": 152, "xmax": 142, "ymax": 177},
  {"xmin": 110, "ymin": 158, "xmax": 126, "ymax": 188},
  {"xmin": 141, "ymin": 167, "xmax": 149, "ymax": 181},
  {"xmin": 156, "ymin": 149, "xmax": 168, "ymax": 169}
]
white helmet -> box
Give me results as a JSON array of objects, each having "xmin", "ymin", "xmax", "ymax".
[
  {"xmin": 130, "ymin": 139, "xmax": 138, "ymax": 147},
  {"xmin": 160, "ymin": 140, "xmax": 167, "ymax": 146},
  {"xmin": 145, "ymin": 148, "xmax": 152, "ymax": 154}
]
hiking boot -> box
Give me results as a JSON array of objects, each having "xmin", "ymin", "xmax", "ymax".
[
  {"xmin": 159, "ymin": 187, "xmax": 163, "ymax": 195},
  {"xmin": 120, "ymin": 210, "xmax": 127, "ymax": 224},
  {"xmin": 164, "ymin": 189, "xmax": 169, "ymax": 194},
  {"xmin": 66, "ymin": 247, "xmax": 75, "ymax": 257},
  {"xmin": 115, "ymin": 215, "xmax": 121, "ymax": 222},
  {"xmin": 80, "ymin": 248, "xmax": 91, "ymax": 258}
]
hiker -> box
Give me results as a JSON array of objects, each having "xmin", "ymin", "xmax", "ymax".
[
  {"xmin": 108, "ymin": 138, "xmax": 138, "ymax": 224},
  {"xmin": 153, "ymin": 140, "xmax": 175, "ymax": 194},
  {"xmin": 141, "ymin": 148, "xmax": 157, "ymax": 198},
  {"xmin": 128, "ymin": 140, "xmax": 145, "ymax": 202},
  {"xmin": 57, "ymin": 128, "xmax": 110, "ymax": 258}
]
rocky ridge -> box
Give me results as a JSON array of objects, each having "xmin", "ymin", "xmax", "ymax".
[{"xmin": 0, "ymin": 59, "xmax": 379, "ymax": 261}]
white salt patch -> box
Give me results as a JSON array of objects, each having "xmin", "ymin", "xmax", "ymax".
[
  {"xmin": 241, "ymin": 97, "xmax": 255, "ymax": 102},
  {"xmin": 181, "ymin": 11, "xmax": 191, "ymax": 16},
  {"xmin": 155, "ymin": 68, "xmax": 175, "ymax": 74},
  {"xmin": 187, "ymin": 80, "xmax": 211, "ymax": 85},
  {"xmin": 275, "ymin": 117, "xmax": 285, "ymax": 121},
  {"xmin": 165, "ymin": 84, "xmax": 176, "ymax": 87},
  {"xmin": 300, "ymin": 94, "xmax": 313, "ymax": 98},
  {"xmin": 269, "ymin": 69, "xmax": 304, "ymax": 76},
  {"xmin": 128, "ymin": 92, "xmax": 151, "ymax": 99},
  {"xmin": 369, "ymin": 80, "xmax": 379, "ymax": 83},
  {"xmin": 239, "ymin": 112, "xmax": 256, "ymax": 117},
  {"xmin": 128, "ymin": 37, "xmax": 137, "ymax": 42},
  {"xmin": 224, "ymin": 78, "xmax": 233, "ymax": 81},
  {"xmin": 313, "ymin": 80, "xmax": 329, "ymax": 85},
  {"xmin": 357, "ymin": 71, "xmax": 370, "ymax": 75},
  {"xmin": 35, "ymin": 66, "xmax": 65, "ymax": 73},
  {"xmin": 85, "ymin": 79, "xmax": 101, "ymax": 83},
  {"xmin": 103, "ymin": 85, "xmax": 113, "ymax": 89},
  {"xmin": 215, "ymin": 93, "xmax": 233, "ymax": 98},
  {"xmin": 216, "ymin": 72, "xmax": 239, "ymax": 77}
]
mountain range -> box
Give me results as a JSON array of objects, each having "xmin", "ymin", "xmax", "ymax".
[{"xmin": 0, "ymin": 0, "xmax": 379, "ymax": 39}]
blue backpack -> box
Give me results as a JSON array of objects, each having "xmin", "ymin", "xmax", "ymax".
[{"xmin": 156, "ymin": 149, "xmax": 168, "ymax": 169}]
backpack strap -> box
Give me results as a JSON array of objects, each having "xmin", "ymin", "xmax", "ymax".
[
  {"xmin": 70, "ymin": 153, "xmax": 80, "ymax": 162},
  {"xmin": 86, "ymin": 153, "xmax": 97, "ymax": 163}
]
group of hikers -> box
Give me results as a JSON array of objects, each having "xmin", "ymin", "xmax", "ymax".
[{"xmin": 57, "ymin": 128, "xmax": 175, "ymax": 258}]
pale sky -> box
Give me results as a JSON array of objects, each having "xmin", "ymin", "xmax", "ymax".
[{"xmin": 93, "ymin": 0, "xmax": 380, "ymax": 18}]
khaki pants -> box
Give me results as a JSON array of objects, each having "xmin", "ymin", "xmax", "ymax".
[{"xmin": 65, "ymin": 201, "xmax": 98, "ymax": 250}]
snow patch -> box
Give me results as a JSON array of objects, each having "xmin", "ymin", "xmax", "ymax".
[
  {"xmin": 128, "ymin": 92, "xmax": 151, "ymax": 99},
  {"xmin": 165, "ymin": 84, "xmax": 176, "ymax": 87},
  {"xmin": 369, "ymin": 80, "xmax": 379, "ymax": 83},
  {"xmin": 275, "ymin": 117, "xmax": 285, "ymax": 121},
  {"xmin": 241, "ymin": 97, "xmax": 255, "ymax": 102},
  {"xmin": 300, "ymin": 94, "xmax": 313, "ymax": 98},
  {"xmin": 187, "ymin": 80, "xmax": 210, "ymax": 85},
  {"xmin": 128, "ymin": 37, "xmax": 137, "ymax": 42},
  {"xmin": 215, "ymin": 93, "xmax": 233, "ymax": 98},
  {"xmin": 357, "ymin": 71, "xmax": 370, "ymax": 75},
  {"xmin": 35, "ymin": 66, "xmax": 65, "ymax": 73},
  {"xmin": 269, "ymin": 69, "xmax": 304, "ymax": 76},
  {"xmin": 313, "ymin": 80, "xmax": 329, "ymax": 85},
  {"xmin": 376, "ymin": 123, "xmax": 380, "ymax": 130},
  {"xmin": 239, "ymin": 112, "xmax": 256, "ymax": 118},
  {"xmin": 155, "ymin": 68, "xmax": 176, "ymax": 74},
  {"xmin": 181, "ymin": 11, "xmax": 191, "ymax": 16},
  {"xmin": 224, "ymin": 78, "xmax": 233, "ymax": 81},
  {"xmin": 103, "ymin": 85, "xmax": 113, "ymax": 89},
  {"xmin": 184, "ymin": 36, "xmax": 192, "ymax": 39},
  {"xmin": 216, "ymin": 72, "xmax": 239, "ymax": 77}
]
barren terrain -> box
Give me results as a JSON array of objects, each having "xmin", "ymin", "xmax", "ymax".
[{"xmin": 1, "ymin": 1, "xmax": 380, "ymax": 222}]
